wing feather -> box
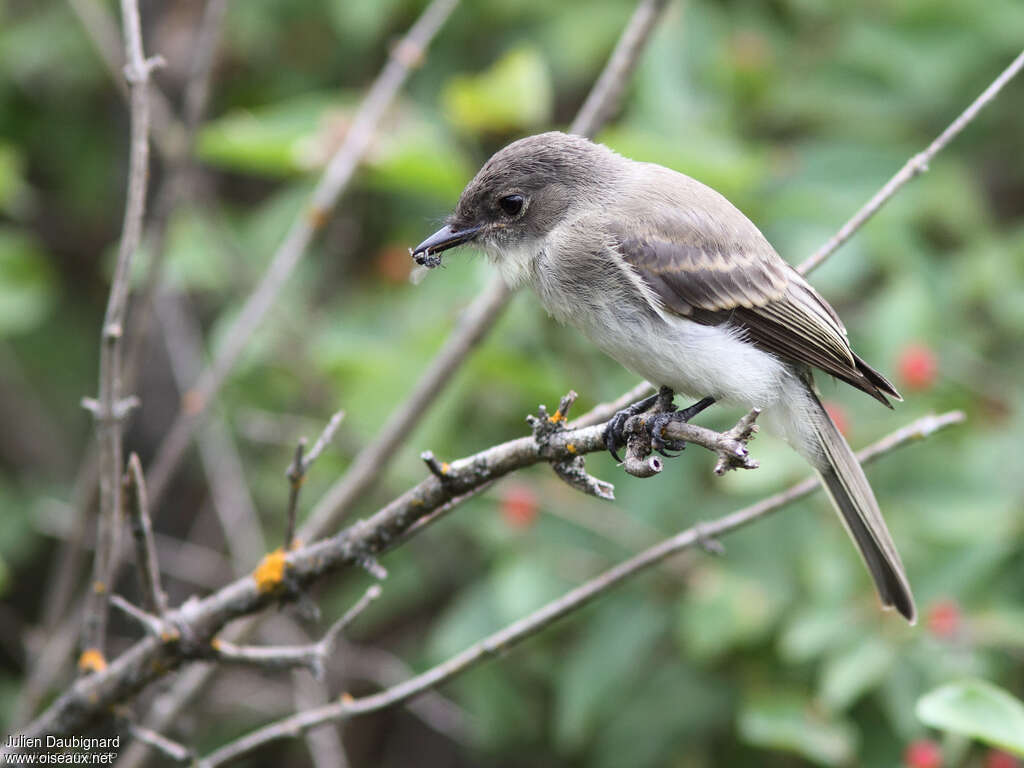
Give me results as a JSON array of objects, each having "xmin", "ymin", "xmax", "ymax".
[{"xmin": 610, "ymin": 217, "xmax": 900, "ymax": 406}]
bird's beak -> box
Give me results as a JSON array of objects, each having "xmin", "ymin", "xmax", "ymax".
[{"xmin": 411, "ymin": 224, "xmax": 481, "ymax": 268}]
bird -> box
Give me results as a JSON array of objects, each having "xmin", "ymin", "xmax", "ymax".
[{"xmin": 412, "ymin": 131, "xmax": 915, "ymax": 622}]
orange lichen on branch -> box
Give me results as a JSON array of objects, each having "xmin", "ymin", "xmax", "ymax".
[
  {"xmin": 160, "ymin": 627, "xmax": 180, "ymax": 643},
  {"xmin": 566, "ymin": 442, "xmax": 577, "ymax": 454},
  {"xmin": 78, "ymin": 648, "xmax": 107, "ymax": 673},
  {"xmin": 548, "ymin": 411, "xmax": 565, "ymax": 424},
  {"xmin": 252, "ymin": 549, "xmax": 288, "ymax": 593}
]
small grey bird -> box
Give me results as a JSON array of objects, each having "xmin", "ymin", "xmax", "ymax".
[{"xmin": 412, "ymin": 132, "xmax": 915, "ymax": 622}]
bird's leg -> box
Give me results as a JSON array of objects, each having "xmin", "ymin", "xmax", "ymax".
[
  {"xmin": 602, "ymin": 389, "xmax": 662, "ymax": 463},
  {"xmin": 648, "ymin": 395, "xmax": 717, "ymax": 457}
]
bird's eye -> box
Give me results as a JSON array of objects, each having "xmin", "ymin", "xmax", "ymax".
[{"xmin": 498, "ymin": 194, "xmax": 524, "ymax": 216}]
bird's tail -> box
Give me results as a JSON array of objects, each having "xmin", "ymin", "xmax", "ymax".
[{"xmin": 806, "ymin": 391, "xmax": 916, "ymax": 623}]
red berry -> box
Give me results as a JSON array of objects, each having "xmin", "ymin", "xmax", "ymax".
[
  {"xmin": 926, "ymin": 599, "xmax": 961, "ymax": 639},
  {"xmin": 898, "ymin": 344, "xmax": 938, "ymax": 392},
  {"xmin": 904, "ymin": 740, "xmax": 942, "ymax": 768},
  {"xmin": 985, "ymin": 750, "xmax": 1020, "ymax": 768},
  {"xmin": 500, "ymin": 484, "xmax": 538, "ymax": 529},
  {"xmin": 822, "ymin": 400, "xmax": 849, "ymax": 437}
]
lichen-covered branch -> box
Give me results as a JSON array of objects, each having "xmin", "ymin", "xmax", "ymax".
[{"xmin": 196, "ymin": 411, "xmax": 964, "ymax": 767}]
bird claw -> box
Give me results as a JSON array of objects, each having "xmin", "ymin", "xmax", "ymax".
[
  {"xmin": 650, "ymin": 411, "xmax": 688, "ymax": 456},
  {"xmin": 602, "ymin": 414, "xmax": 628, "ymax": 463},
  {"xmin": 602, "ymin": 390, "xmax": 660, "ymax": 463}
]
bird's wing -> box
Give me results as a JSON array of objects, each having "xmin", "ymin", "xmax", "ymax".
[{"xmin": 606, "ymin": 192, "xmax": 900, "ymax": 405}]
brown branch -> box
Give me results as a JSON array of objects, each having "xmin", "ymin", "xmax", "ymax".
[
  {"xmin": 143, "ymin": 0, "xmax": 462, "ymax": 510},
  {"xmin": 798, "ymin": 49, "xmax": 1024, "ymax": 276},
  {"xmin": 123, "ymin": 454, "xmax": 167, "ymax": 617},
  {"xmin": 196, "ymin": 411, "xmax": 965, "ymax": 767},
  {"xmin": 286, "ymin": 411, "xmax": 345, "ymax": 549},
  {"xmin": 303, "ymin": 0, "xmax": 673, "ymax": 537},
  {"xmin": 78, "ymin": 0, "xmax": 162, "ymax": 669},
  {"xmin": 7, "ymin": 405, "xmax": 962, "ymax": 749}
]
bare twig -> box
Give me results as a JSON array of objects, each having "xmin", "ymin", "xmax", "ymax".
[
  {"xmin": 7, "ymin": 409, "xmax": 962, "ymax": 749},
  {"xmin": 570, "ymin": 0, "xmax": 671, "ymax": 138},
  {"xmin": 109, "ymin": 594, "xmax": 170, "ymax": 639},
  {"xmin": 285, "ymin": 440, "xmax": 307, "ymax": 552},
  {"xmin": 286, "ymin": 411, "xmax": 344, "ymax": 550},
  {"xmin": 123, "ymin": 454, "xmax": 167, "ymax": 617},
  {"xmin": 144, "ymin": 0, "xmax": 461, "ymax": 510},
  {"xmin": 304, "ymin": 0, "xmax": 673, "ymax": 537},
  {"xmin": 798, "ymin": 50, "xmax": 1024, "ymax": 276},
  {"xmin": 79, "ymin": 0, "xmax": 163, "ymax": 668},
  {"xmin": 124, "ymin": 720, "xmax": 194, "ymax": 764},
  {"xmin": 338, "ymin": 641, "xmax": 472, "ymax": 742},
  {"xmin": 211, "ymin": 585, "xmax": 381, "ymax": 680},
  {"xmin": 196, "ymin": 411, "xmax": 964, "ymax": 767},
  {"xmin": 302, "ymin": 277, "xmax": 512, "ymax": 535},
  {"xmin": 66, "ymin": 0, "xmax": 182, "ymax": 157}
]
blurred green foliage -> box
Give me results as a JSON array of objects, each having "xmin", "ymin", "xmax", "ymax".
[{"xmin": 1, "ymin": 0, "xmax": 1022, "ymax": 766}]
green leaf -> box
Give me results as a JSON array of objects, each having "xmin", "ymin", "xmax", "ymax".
[
  {"xmin": 676, "ymin": 565, "xmax": 785, "ymax": 661},
  {"xmin": 554, "ymin": 594, "xmax": 667, "ymax": 752},
  {"xmin": 442, "ymin": 46, "xmax": 552, "ymax": 134},
  {"xmin": 819, "ymin": 637, "xmax": 897, "ymax": 711},
  {"xmin": 916, "ymin": 679, "xmax": 1024, "ymax": 755},
  {"xmin": 739, "ymin": 690, "xmax": 858, "ymax": 766},
  {"xmin": 197, "ymin": 93, "xmax": 348, "ymax": 176}
]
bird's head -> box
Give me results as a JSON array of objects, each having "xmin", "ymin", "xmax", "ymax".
[{"xmin": 412, "ymin": 132, "xmax": 616, "ymax": 270}]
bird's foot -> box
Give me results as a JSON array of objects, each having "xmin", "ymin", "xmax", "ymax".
[
  {"xmin": 648, "ymin": 395, "xmax": 717, "ymax": 457},
  {"xmin": 602, "ymin": 389, "xmax": 661, "ymax": 463}
]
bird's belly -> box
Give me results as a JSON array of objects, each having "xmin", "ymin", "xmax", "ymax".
[{"xmin": 574, "ymin": 308, "xmax": 791, "ymax": 409}]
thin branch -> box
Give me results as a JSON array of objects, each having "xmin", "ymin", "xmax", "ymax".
[
  {"xmin": 286, "ymin": 411, "xmax": 344, "ymax": 549},
  {"xmin": 798, "ymin": 50, "xmax": 1024, "ymax": 276},
  {"xmin": 109, "ymin": 594, "xmax": 169, "ymax": 638},
  {"xmin": 211, "ymin": 585, "xmax": 381, "ymax": 680},
  {"xmin": 197, "ymin": 411, "xmax": 965, "ymax": 767},
  {"xmin": 123, "ymin": 453, "xmax": 168, "ymax": 617},
  {"xmin": 144, "ymin": 0, "xmax": 462, "ymax": 510},
  {"xmin": 304, "ymin": 0, "xmax": 673, "ymax": 538},
  {"xmin": 570, "ymin": 0, "xmax": 670, "ymax": 138},
  {"xmin": 8, "ymin": 408, "xmax": 962, "ymax": 749},
  {"xmin": 80, "ymin": 0, "xmax": 162, "ymax": 667},
  {"xmin": 124, "ymin": 721, "xmax": 194, "ymax": 764},
  {"xmin": 302, "ymin": 277, "xmax": 511, "ymax": 536},
  {"xmin": 66, "ymin": 0, "xmax": 182, "ymax": 157},
  {"xmin": 338, "ymin": 641, "xmax": 472, "ymax": 743}
]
